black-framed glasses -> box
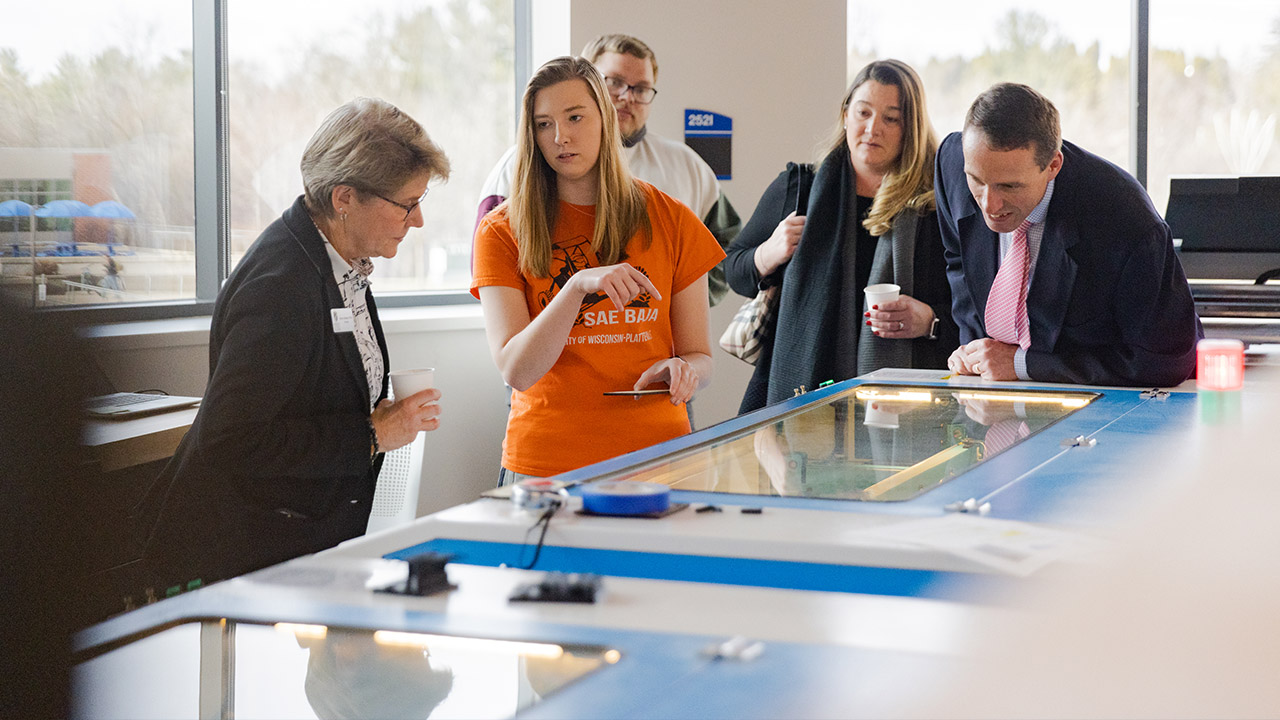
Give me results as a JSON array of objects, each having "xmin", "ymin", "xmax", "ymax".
[
  {"xmin": 603, "ymin": 76, "xmax": 657, "ymax": 105},
  {"xmin": 373, "ymin": 188, "xmax": 430, "ymax": 222}
]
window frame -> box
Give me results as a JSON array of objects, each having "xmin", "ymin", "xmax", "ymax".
[
  {"xmin": 49, "ymin": 0, "xmax": 1156, "ymax": 323},
  {"xmin": 42, "ymin": 0, "xmax": 527, "ymax": 323}
]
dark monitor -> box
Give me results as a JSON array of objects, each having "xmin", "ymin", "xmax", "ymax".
[{"xmin": 1166, "ymin": 175, "xmax": 1280, "ymax": 252}]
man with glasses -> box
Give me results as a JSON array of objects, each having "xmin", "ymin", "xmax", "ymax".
[{"xmin": 476, "ymin": 33, "xmax": 741, "ymax": 307}]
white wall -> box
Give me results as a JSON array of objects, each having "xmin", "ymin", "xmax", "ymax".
[
  {"xmin": 88, "ymin": 0, "xmax": 847, "ymax": 519},
  {"xmin": 567, "ymin": 0, "xmax": 847, "ymax": 425}
]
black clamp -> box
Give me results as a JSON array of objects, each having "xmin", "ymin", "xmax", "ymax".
[
  {"xmin": 509, "ymin": 572, "xmax": 602, "ymax": 603},
  {"xmin": 376, "ymin": 551, "xmax": 455, "ymax": 597}
]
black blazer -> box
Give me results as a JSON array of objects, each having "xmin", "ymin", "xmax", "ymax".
[
  {"xmin": 140, "ymin": 196, "xmax": 389, "ymax": 590},
  {"xmin": 935, "ymin": 133, "xmax": 1202, "ymax": 386},
  {"xmin": 726, "ymin": 159, "xmax": 957, "ymax": 414}
]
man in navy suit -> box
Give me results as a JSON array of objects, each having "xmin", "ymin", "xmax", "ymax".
[{"xmin": 936, "ymin": 83, "xmax": 1201, "ymax": 386}]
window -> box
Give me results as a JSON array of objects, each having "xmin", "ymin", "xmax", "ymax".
[
  {"xmin": 227, "ymin": 0, "xmax": 515, "ymax": 296},
  {"xmin": 0, "ymin": 1, "xmax": 195, "ymax": 307},
  {"xmin": 847, "ymin": 1, "xmax": 1280, "ymax": 220},
  {"xmin": 847, "ymin": 1, "xmax": 1130, "ymax": 169},
  {"xmin": 0, "ymin": 0, "xmax": 516, "ymax": 313},
  {"xmin": 1148, "ymin": 1, "xmax": 1280, "ymax": 214}
]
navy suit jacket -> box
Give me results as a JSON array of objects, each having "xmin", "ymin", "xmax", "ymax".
[
  {"xmin": 140, "ymin": 196, "xmax": 389, "ymax": 590},
  {"xmin": 935, "ymin": 133, "xmax": 1202, "ymax": 386}
]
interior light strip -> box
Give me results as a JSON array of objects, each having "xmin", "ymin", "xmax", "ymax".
[
  {"xmin": 373, "ymin": 630, "xmax": 566, "ymax": 659},
  {"xmin": 274, "ymin": 622, "xmax": 328, "ymax": 639},
  {"xmin": 953, "ymin": 392, "xmax": 1089, "ymax": 408},
  {"xmin": 853, "ymin": 389, "xmax": 934, "ymax": 403}
]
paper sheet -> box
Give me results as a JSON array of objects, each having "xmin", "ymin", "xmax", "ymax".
[{"xmin": 859, "ymin": 514, "xmax": 1105, "ymax": 577}]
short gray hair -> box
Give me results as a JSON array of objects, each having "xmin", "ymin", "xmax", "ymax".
[{"xmin": 301, "ymin": 97, "xmax": 450, "ymax": 218}]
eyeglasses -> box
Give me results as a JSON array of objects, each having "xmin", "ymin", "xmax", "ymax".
[
  {"xmin": 603, "ymin": 76, "xmax": 657, "ymax": 105},
  {"xmin": 373, "ymin": 188, "xmax": 430, "ymax": 222}
]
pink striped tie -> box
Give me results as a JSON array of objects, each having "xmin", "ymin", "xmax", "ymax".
[
  {"xmin": 984, "ymin": 220, "xmax": 1032, "ymax": 349},
  {"xmin": 984, "ymin": 418, "xmax": 1030, "ymax": 455}
]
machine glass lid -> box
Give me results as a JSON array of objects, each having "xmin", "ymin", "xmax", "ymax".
[{"xmin": 609, "ymin": 384, "xmax": 1099, "ymax": 502}]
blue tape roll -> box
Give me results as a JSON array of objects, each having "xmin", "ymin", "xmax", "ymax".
[{"xmin": 580, "ymin": 481, "xmax": 671, "ymax": 516}]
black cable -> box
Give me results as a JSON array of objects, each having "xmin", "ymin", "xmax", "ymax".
[{"xmin": 517, "ymin": 502, "xmax": 559, "ymax": 570}]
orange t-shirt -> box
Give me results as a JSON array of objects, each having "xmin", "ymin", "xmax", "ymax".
[{"xmin": 471, "ymin": 181, "xmax": 726, "ymax": 477}]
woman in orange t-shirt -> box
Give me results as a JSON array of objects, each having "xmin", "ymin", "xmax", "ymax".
[{"xmin": 471, "ymin": 56, "xmax": 725, "ymax": 480}]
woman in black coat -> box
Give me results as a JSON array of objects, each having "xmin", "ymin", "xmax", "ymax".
[
  {"xmin": 138, "ymin": 98, "xmax": 450, "ymax": 595},
  {"xmin": 724, "ymin": 60, "xmax": 958, "ymax": 414}
]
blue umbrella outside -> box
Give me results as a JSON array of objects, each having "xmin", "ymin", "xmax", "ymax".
[
  {"xmin": 91, "ymin": 200, "xmax": 136, "ymax": 219},
  {"xmin": 92, "ymin": 200, "xmax": 136, "ymax": 252},
  {"xmin": 35, "ymin": 199, "xmax": 94, "ymax": 218},
  {"xmin": 0, "ymin": 199, "xmax": 33, "ymax": 217},
  {"xmin": 34, "ymin": 200, "xmax": 94, "ymax": 256}
]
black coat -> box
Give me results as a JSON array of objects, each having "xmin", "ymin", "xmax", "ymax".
[
  {"xmin": 139, "ymin": 196, "xmax": 389, "ymax": 590},
  {"xmin": 725, "ymin": 151, "xmax": 957, "ymax": 414}
]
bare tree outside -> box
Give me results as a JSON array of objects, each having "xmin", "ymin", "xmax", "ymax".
[
  {"xmin": 848, "ymin": 2, "xmax": 1280, "ymax": 215},
  {"xmin": 5, "ymin": 2, "xmax": 1280, "ymax": 306},
  {"xmin": 0, "ymin": 0, "xmax": 514, "ymax": 307}
]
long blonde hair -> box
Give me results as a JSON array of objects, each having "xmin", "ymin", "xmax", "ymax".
[
  {"xmin": 508, "ymin": 56, "xmax": 650, "ymax": 278},
  {"xmin": 820, "ymin": 59, "xmax": 938, "ymax": 236}
]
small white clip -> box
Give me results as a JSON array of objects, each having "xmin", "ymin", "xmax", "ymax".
[
  {"xmin": 1060, "ymin": 435, "xmax": 1097, "ymax": 448},
  {"xmin": 1139, "ymin": 388, "xmax": 1170, "ymax": 401},
  {"xmin": 945, "ymin": 498, "xmax": 991, "ymax": 515},
  {"xmin": 703, "ymin": 635, "xmax": 765, "ymax": 662}
]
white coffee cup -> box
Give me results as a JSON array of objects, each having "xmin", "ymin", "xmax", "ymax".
[
  {"xmin": 389, "ymin": 367, "xmax": 435, "ymax": 404},
  {"xmin": 864, "ymin": 401, "xmax": 900, "ymax": 429},
  {"xmin": 864, "ymin": 283, "xmax": 901, "ymax": 309}
]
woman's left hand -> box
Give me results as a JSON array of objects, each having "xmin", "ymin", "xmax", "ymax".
[
  {"xmin": 634, "ymin": 356, "xmax": 700, "ymax": 405},
  {"xmin": 865, "ymin": 295, "xmax": 934, "ymax": 340}
]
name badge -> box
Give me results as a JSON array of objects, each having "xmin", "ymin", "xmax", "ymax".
[{"xmin": 331, "ymin": 307, "xmax": 355, "ymax": 333}]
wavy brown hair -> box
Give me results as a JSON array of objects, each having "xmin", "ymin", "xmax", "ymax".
[{"xmin": 507, "ymin": 56, "xmax": 650, "ymax": 278}]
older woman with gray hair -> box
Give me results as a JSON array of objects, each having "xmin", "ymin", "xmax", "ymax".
[{"xmin": 138, "ymin": 98, "xmax": 450, "ymax": 597}]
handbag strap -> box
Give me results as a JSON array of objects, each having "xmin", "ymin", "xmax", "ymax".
[
  {"xmin": 761, "ymin": 162, "xmax": 816, "ymax": 292},
  {"xmin": 787, "ymin": 161, "xmax": 816, "ymax": 217}
]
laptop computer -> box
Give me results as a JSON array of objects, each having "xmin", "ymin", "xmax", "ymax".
[
  {"xmin": 80, "ymin": 360, "xmax": 201, "ymax": 419},
  {"xmin": 85, "ymin": 391, "xmax": 201, "ymax": 419}
]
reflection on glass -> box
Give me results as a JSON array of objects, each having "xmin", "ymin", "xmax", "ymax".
[
  {"xmin": 610, "ymin": 384, "xmax": 1098, "ymax": 502},
  {"xmin": 292, "ymin": 627, "xmax": 455, "ymax": 719},
  {"xmin": 74, "ymin": 620, "xmax": 618, "ymax": 720},
  {"xmin": 238, "ymin": 623, "xmax": 616, "ymax": 719}
]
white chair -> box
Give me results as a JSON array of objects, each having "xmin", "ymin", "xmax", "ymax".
[{"xmin": 366, "ymin": 432, "xmax": 425, "ymax": 534}]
